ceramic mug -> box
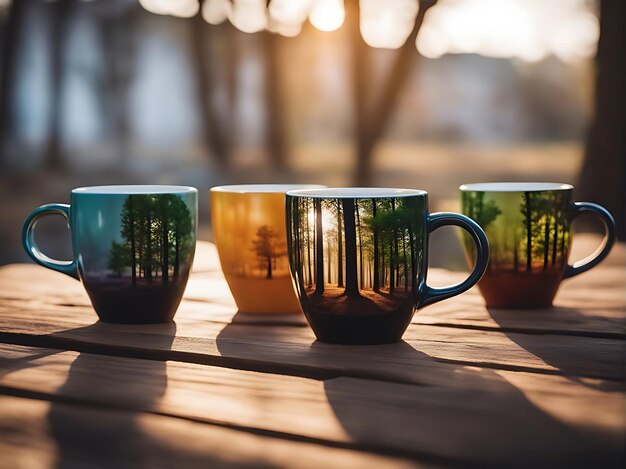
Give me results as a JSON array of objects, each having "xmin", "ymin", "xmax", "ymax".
[
  {"xmin": 22, "ymin": 185, "xmax": 198, "ymax": 323},
  {"xmin": 286, "ymin": 188, "xmax": 489, "ymax": 344},
  {"xmin": 460, "ymin": 182, "xmax": 615, "ymax": 308},
  {"xmin": 210, "ymin": 184, "xmax": 325, "ymax": 314}
]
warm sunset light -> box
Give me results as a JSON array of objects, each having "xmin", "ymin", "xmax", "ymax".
[
  {"xmin": 309, "ymin": 0, "xmax": 345, "ymax": 32},
  {"xmin": 360, "ymin": 0, "xmax": 419, "ymax": 49},
  {"xmin": 138, "ymin": 0, "xmax": 199, "ymax": 18},
  {"xmin": 417, "ymin": 0, "xmax": 599, "ymax": 63}
]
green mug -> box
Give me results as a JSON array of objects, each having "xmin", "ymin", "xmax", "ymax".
[
  {"xmin": 460, "ymin": 182, "xmax": 615, "ymax": 309},
  {"xmin": 22, "ymin": 185, "xmax": 198, "ymax": 323},
  {"xmin": 286, "ymin": 188, "xmax": 490, "ymax": 344}
]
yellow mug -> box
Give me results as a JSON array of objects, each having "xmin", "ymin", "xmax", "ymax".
[{"xmin": 211, "ymin": 184, "xmax": 325, "ymax": 314}]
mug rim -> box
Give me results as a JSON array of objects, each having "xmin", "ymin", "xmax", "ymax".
[
  {"xmin": 72, "ymin": 185, "xmax": 198, "ymax": 195},
  {"xmin": 459, "ymin": 182, "xmax": 573, "ymax": 192},
  {"xmin": 211, "ymin": 184, "xmax": 326, "ymax": 194},
  {"xmin": 287, "ymin": 187, "xmax": 427, "ymax": 198}
]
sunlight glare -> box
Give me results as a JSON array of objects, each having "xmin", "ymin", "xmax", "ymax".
[
  {"xmin": 202, "ymin": 0, "xmax": 230, "ymax": 25},
  {"xmin": 269, "ymin": 0, "xmax": 313, "ymax": 25},
  {"xmin": 139, "ymin": 0, "xmax": 199, "ymax": 18},
  {"xmin": 416, "ymin": 0, "xmax": 598, "ymax": 63},
  {"xmin": 229, "ymin": 0, "xmax": 267, "ymax": 33},
  {"xmin": 309, "ymin": 0, "xmax": 345, "ymax": 32},
  {"xmin": 360, "ymin": 0, "xmax": 419, "ymax": 49}
]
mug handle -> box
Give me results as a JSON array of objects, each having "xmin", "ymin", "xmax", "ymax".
[
  {"xmin": 22, "ymin": 204, "xmax": 79, "ymax": 279},
  {"xmin": 563, "ymin": 202, "xmax": 615, "ymax": 279},
  {"xmin": 420, "ymin": 212, "xmax": 489, "ymax": 308}
]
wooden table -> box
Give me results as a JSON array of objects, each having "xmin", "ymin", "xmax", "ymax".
[{"xmin": 0, "ymin": 235, "xmax": 624, "ymax": 468}]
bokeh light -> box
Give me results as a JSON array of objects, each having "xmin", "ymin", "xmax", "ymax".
[
  {"xmin": 138, "ymin": 0, "xmax": 199, "ymax": 18},
  {"xmin": 417, "ymin": 0, "xmax": 599, "ymax": 63},
  {"xmin": 360, "ymin": 0, "xmax": 419, "ymax": 49},
  {"xmin": 202, "ymin": 0, "xmax": 230, "ymax": 25},
  {"xmin": 229, "ymin": 0, "xmax": 267, "ymax": 33},
  {"xmin": 309, "ymin": 0, "xmax": 345, "ymax": 32}
]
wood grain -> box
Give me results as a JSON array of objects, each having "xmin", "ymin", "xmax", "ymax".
[
  {"xmin": 0, "ymin": 395, "xmax": 421, "ymax": 469},
  {"xmin": 0, "ymin": 344, "xmax": 622, "ymax": 468},
  {"xmin": 0, "ymin": 294, "xmax": 623, "ymax": 381}
]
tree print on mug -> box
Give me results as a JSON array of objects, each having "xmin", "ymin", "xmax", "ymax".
[
  {"xmin": 461, "ymin": 186, "xmax": 573, "ymax": 308},
  {"xmin": 287, "ymin": 196, "xmax": 426, "ymax": 319},
  {"xmin": 108, "ymin": 194, "xmax": 194, "ymax": 283},
  {"xmin": 82, "ymin": 193, "xmax": 196, "ymax": 323}
]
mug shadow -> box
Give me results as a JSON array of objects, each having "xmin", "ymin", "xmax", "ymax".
[
  {"xmin": 487, "ymin": 306, "xmax": 625, "ymax": 388},
  {"xmin": 36, "ymin": 321, "xmax": 282, "ymax": 467},
  {"xmin": 216, "ymin": 321, "xmax": 617, "ymax": 467},
  {"xmin": 45, "ymin": 321, "xmax": 175, "ymax": 467}
]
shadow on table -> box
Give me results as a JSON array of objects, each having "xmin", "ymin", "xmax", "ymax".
[
  {"xmin": 45, "ymin": 322, "xmax": 174, "ymax": 467},
  {"xmin": 215, "ymin": 319, "xmax": 618, "ymax": 468},
  {"xmin": 487, "ymin": 307, "xmax": 626, "ymax": 387}
]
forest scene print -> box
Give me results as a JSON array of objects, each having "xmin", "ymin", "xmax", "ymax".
[
  {"xmin": 287, "ymin": 196, "xmax": 427, "ymax": 317},
  {"xmin": 462, "ymin": 190, "xmax": 572, "ymax": 274},
  {"xmin": 107, "ymin": 194, "xmax": 195, "ymax": 285},
  {"xmin": 251, "ymin": 225, "xmax": 287, "ymax": 279}
]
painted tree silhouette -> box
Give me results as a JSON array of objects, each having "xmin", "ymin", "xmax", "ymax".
[
  {"xmin": 461, "ymin": 192, "xmax": 501, "ymax": 262},
  {"xmin": 252, "ymin": 225, "xmax": 284, "ymax": 279},
  {"xmin": 108, "ymin": 241, "xmax": 128, "ymax": 276},
  {"xmin": 521, "ymin": 192, "xmax": 534, "ymax": 272},
  {"xmin": 314, "ymin": 199, "xmax": 325, "ymax": 295},
  {"xmin": 342, "ymin": 198, "xmax": 360, "ymax": 297},
  {"xmin": 116, "ymin": 195, "xmax": 193, "ymax": 284}
]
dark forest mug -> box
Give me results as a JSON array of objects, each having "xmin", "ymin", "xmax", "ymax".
[
  {"xmin": 22, "ymin": 185, "xmax": 198, "ymax": 323},
  {"xmin": 460, "ymin": 182, "xmax": 615, "ymax": 308},
  {"xmin": 286, "ymin": 188, "xmax": 489, "ymax": 344}
]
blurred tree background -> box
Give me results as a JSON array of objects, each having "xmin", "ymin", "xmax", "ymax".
[{"xmin": 0, "ymin": 0, "xmax": 622, "ymax": 267}]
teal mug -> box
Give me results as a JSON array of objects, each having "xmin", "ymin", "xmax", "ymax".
[
  {"xmin": 22, "ymin": 185, "xmax": 198, "ymax": 323},
  {"xmin": 286, "ymin": 188, "xmax": 490, "ymax": 344}
]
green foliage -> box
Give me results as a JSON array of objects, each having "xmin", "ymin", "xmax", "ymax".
[
  {"xmin": 114, "ymin": 194, "xmax": 194, "ymax": 281},
  {"xmin": 108, "ymin": 241, "xmax": 128, "ymax": 276}
]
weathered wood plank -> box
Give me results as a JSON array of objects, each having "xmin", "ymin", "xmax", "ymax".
[
  {"xmin": 0, "ymin": 235, "xmax": 623, "ymax": 336},
  {"xmin": 0, "ymin": 300, "xmax": 623, "ymax": 382},
  {"xmin": 0, "ymin": 345, "xmax": 622, "ymax": 468},
  {"xmin": 0, "ymin": 395, "xmax": 420, "ymax": 469}
]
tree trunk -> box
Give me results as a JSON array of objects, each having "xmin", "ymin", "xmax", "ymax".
[
  {"xmin": 355, "ymin": 200, "xmax": 364, "ymax": 289},
  {"xmin": 551, "ymin": 220, "xmax": 558, "ymax": 267},
  {"xmin": 349, "ymin": 0, "xmax": 437, "ymax": 185},
  {"xmin": 46, "ymin": 0, "xmax": 74, "ymax": 171},
  {"xmin": 579, "ymin": 0, "xmax": 625, "ymax": 240},
  {"xmin": 389, "ymin": 234, "xmax": 395, "ymax": 293},
  {"xmin": 402, "ymin": 231, "xmax": 408, "ymax": 290},
  {"xmin": 513, "ymin": 232, "xmax": 519, "ymax": 272},
  {"xmin": 262, "ymin": 31, "xmax": 287, "ymax": 171},
  {"xmin": 342, "ymin": 199, "xmax": 360, "ymax": 297},
  {"xmin": 191, "ymin": 6, "xmax": 230, "ymax": 167},
  {"xmin": 408, "ymin": 228, "xmax": 417, "ymax": 293},
  {"xmin": 524, "ymin": 192, "xmax": 532, "ymax": 272},
  {"xmin": 306, "ymin": 200, "xmax": 312, "ymax": 287},
  {"xmin": 162, "ymin": 218, "xmax": 169, "ymax": 284},
  {"xmin": 326, "ymin": 235, "xmax": 332, "ymax": 283},
  {"xmin": 174, "ymin": 230, "xmax": 180, "ymax": 278},
  {"xmin": 314, "ymin": 199, "xmax": 324, "ymax": 295},
  {"xmin": 145, "ymin": 213, "xmax": 152, "ymax": 281},
  {"xmin": 336, "ymin": 200, "xmax": 344, "ymax": 287},
  {"xmin": 0, "ymin": 0, "xmax": 26, "ymax": 164},
  {"xmin": 543, "ymin": 215, "xmax": 550, "ymax": 272},
  {"xmin": 372, "ymin": 199, "xmax": 380, "ymax": 292},
  {"xmin": 129, "ymin": 198, "xmax": 136, "ymax": 285},
  {"xmin": 266, "ymin": 256, "xmax": 272, "ymax": 279}
]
